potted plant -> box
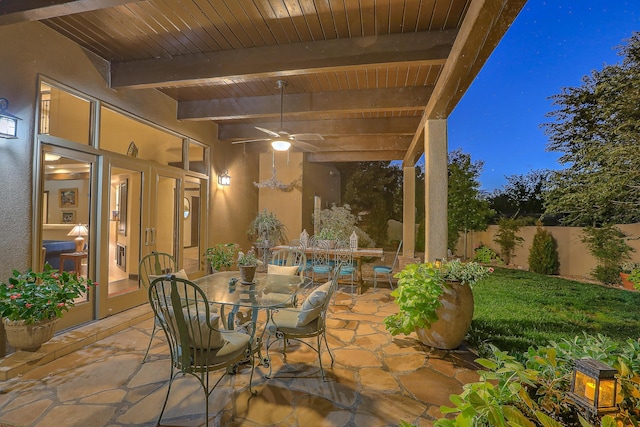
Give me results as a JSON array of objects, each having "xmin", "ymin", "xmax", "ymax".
[
  {"xmin": 384, "ymin": 259, "xmax": 492, "ymax": 350},
  {"xmin": 248, "ymin": 209, "xmax": 287, "ymax": 248},
  {"xmin": 620, "ymin": 261, "xmax": 640, "ymax": 291},
  {"xmin": 237, "ymin": 248, "xmax": 259, "ymax": 283},
  {"xmin": 204, "ymin": 243, "xmax": 240, "ymax": 273},
  {"xmin": 0, "ymin": 264, "xmax": 96, "ymax": 351},
  {"xmin": 315, "ymin": 228, "xmax": 339, "ymax": 248}
]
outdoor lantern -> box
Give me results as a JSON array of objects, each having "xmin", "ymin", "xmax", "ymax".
[
  {"xmin": 300, "ymin": 229, "xmax": 309, "ymax": 248},
  {"xmin": 569, "ymin": 358, "xmax": 618, "ymax": 414},
  {"xmin": 350, "ymin": 231, "xmax": 358, "ymax": 251},
  {"xmin": 0, "ymin": 97, "xmax": 19, "ymax": 139},
  {"xmin": 218, "ymin": 170, "xmax": 231, "ymax": 186},
  {"xmin": 435, "ymin": 258, "xmax": 443, "ymax": 269},
  {"xmin": 67, "ymin": 224, "xmax": 89, "ymax": 252}
]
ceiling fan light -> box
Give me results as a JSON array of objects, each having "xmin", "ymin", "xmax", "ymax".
[{"xmin": 271, "ymin": 139, "xmax": 291, "ymax": 151}]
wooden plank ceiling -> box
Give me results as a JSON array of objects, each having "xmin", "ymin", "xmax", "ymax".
[{"xmin": 1, "ymin": 0, "xmax": 526, "ymax": 164}]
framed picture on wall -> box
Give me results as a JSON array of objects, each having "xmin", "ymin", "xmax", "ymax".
[
  {"xmin": 59, "ymin": 188, "xmax": 78, "ymax": 207},
  {"xmin": 61, "ymin": 211, "xmax": 75, "ymax": 224}
]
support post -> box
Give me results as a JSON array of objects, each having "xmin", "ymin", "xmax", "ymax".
[
  {"xmin": 402, "ymin": 166, "xmax": 416, "ymax": 259},
  {"xmin": 424, "ymin": 119, "xmax": 448, "ymax": 262}
]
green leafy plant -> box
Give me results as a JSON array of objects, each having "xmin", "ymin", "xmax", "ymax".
[
  {"xmin": 0, "ymin": 265, "xmax": 96, "ymax": 324},
  {"xmin": 629, "ymin": 269, "xmax": 640, "ymax": 291},
  {"xmin": 493, "ymin": 217, "xmax": 524, "ymax": 264},
  {"xmin": 582, "ymin": 225, "xmax": 634, "ymax": 284},
  {"xmin": 248, "ymin": 209, "xmax": 287, "ymax": 246},
  {"xmin": 237, "ymin": 248, "xmax": 258, "ymax": 266},
  {"xmin": 528, "ymin": 222, "xmax": 560, "ymax": 275},
  {"xmin": 433, "ymin": 338, "xmax": 632, "ymax": 427},
  {"xmin": 473, "ymin": 245, "xmax": 503, "ymax": 264},
  {"xmin": 313, "ymin": 204, "xmax": 375, "ymax": 247},
  {"xmin": 384, "ymin": 261, "xmax": 492, "ymax": 336},
  {"xmin": 204, "ymin": 243, "xmax": 239, "ymax": 272}
]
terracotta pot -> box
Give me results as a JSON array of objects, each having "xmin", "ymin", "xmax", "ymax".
[
  {"xmin": 3, "ymin": 318, "xmax": 58, "ymax": 352},
  {"xmin": 415, "ymin": 281, "xmax": 474, "ymax": 350},
  {"xmin": 239, "ymin": 265, "xmax": 257, "ymax": 283},
  {"xmin": 620, "ymin": 273, "xmax": 636, "ymax": 291}
]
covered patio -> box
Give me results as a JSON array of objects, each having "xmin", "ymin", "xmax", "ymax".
[{"xmin": 0, "ymin": 286, "xmax": 479, "ymax": 426}]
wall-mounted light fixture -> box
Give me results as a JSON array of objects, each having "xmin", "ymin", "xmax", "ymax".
[
  {"xmin": 0, "ymin": 98, "xmax": 19, "ymax": 139},
  {"xmin": 569, "ymin": 358, "xmax": 618, "ymax": 415},
  {"xmin": 218, "ymin": 170, "xmax": 231, "ymax": 186}
]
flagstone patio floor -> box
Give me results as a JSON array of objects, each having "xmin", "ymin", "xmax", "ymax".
[{"xmin": 0, "ymin": 288, "xmax": 480, "ymax": 427}]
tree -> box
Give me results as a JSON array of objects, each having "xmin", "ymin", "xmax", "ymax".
[
  {"xmin": 488, "ymin": 170, "xmax": 549, "ymax": 222},
  {"xmin": 528, "ymin": 222, "xmax": 559, "ymax": 275},
  {"xmin": 448, "ymin": 149, "xmax": 494, "ymax": 253},
  {"xmin": 493, "ymin": 217, "xmax": 524, "ymax": 265},
  {"xmin": 542, "ymin": 32, "xmax": 640, "ymax": 226}
]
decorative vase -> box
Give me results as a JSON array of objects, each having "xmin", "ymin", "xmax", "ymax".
[
  {"xmin": 3, "ymin": 318, "xmax": 58, "ymax": 352},
  {"xmin": 239, "ymin": 265, "xmax": 257, "ymax": 283},
  {"xmin": 415, "ymin": 281, "xmax": 474, "ymax": 350},
  {"xmin": 620, "ymin": 273, "xmax": 635, "ymax": 291}
]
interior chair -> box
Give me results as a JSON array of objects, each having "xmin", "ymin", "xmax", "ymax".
[
  {"xmin": 373, "ymin": 240, "xmax": 403, "ymax": 289},
  {"xmin": 148, "ymin": 275, "xmax": 255, "ymax": 427},
  {"xmin": 333, "ymin": 239, "xmax": 357, "ymax": 297},
  {"xmin": 138, "ymin": 251, "xmax": 177, "ymax": 362},
  {"xmin": 264, "ymin": 266, "xmax": 341, "ymax": 381},
  {"xmin": 309, "ymin": 237, "xmax": 333, "ymax": 285}
]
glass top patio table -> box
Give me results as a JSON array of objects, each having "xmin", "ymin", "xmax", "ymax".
[{"xmin": 192, "ymin": 271, "xmax": 310, "ymax": 309}]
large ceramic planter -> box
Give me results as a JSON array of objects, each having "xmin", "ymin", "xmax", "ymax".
[
  {"xmin": 239, "ymin": 265, "xmax": 257, "ymax": 283},
  {"xmin": 415, "ymin": 281, "xmax": 474, "ymax": 350},
  {"xmin": 3, "ymin": 318, "xmax": 58, "ymax": 352}
]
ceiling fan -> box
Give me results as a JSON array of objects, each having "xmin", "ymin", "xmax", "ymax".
[{"xmin": 232, "ymin": 80, "xmax": 323, "ymax": 152}]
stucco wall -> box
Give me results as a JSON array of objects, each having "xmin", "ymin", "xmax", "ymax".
[
  {"xmin": 455, "ymin": 223, "xmax": 640, "ymax": 278},
  {"xmin": 0, "ymin": 21, "xmax": 253, "ymax": 282}
]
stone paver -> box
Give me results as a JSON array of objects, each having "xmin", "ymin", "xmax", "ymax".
[{"xmin": 0, "ymin": 287, "xmax": 480, "ymax": 427}]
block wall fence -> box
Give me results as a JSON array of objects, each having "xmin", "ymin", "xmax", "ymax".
[{"xmin": 454, "ymin": 223, "xmax": 640, "ymax": 279}]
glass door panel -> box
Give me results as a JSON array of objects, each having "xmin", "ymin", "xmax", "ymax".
[
  {"xmin": 107, "ymin": 166, "xmax": 143, "ymax": 297},
  {"xmin": 153, "ymin": 174, "xmax": 178, "ymax": 259},
  {"xmin": 183, "ymin": 179, "xmax": 202, "ymax": 276},
  {"xmin": 40, "ymin": 147, "xmax": 95, "ymax": 329}
]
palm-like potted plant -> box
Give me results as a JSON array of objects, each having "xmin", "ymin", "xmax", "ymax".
[
  {"xmin": 0, "ymin": 264, "xmax": 96, "ymax": 351},
  {"xmin": 620, "ymin": 261, "xmax": 640, "ymax": 291},
  {"xmin": 248, "ymin": 209, "xmax": 287, "ymax": 247},
  {"xmin": 237, "ymin": 248, "xmax": 259, "ymax": 283},
  {"xmin": 384, "ymin": 259, "xmax": 492, "ymax": 350}
]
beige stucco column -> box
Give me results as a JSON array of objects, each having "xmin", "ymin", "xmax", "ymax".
[
  {"xmin": 402, "ymin": 166, "xmax": 416, "ymax": 258},
  {"xmin": 424, "ymin": 119, "xmax": 448, "ymax": 261}
]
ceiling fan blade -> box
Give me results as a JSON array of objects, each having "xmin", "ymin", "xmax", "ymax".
[
  {"xmin": 255, "ymin": 126, "xmax": 281, "ymax": 138},
  {"xmin": 290, "ymin": 133, "xmax": 324, "ymax": 141},
  {"xmin": 290, "ymin": 139, "xmax": 320, "ymax": 152},
  {"xmin": 231, "ymin": 138, "xmax": 270, "ymax": 144}
]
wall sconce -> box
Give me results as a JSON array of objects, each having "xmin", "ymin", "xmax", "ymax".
[
  {"xmin": 67, "ymin": 224, "xmax": 89, "ymax": 252},
  {"xmin": 569, "ymin": 358, "xmax": 618, "ymax": 415},
  {"xmin": 0, "ymin": 98, "xmax": 19, "ymax": 139},
  {"xmin": 218, "ymin": 170, "xmax": 231, "ymax": 186}
]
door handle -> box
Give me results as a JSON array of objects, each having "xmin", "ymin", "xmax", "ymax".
[{"xmin": 144, "ymin": 228, "xmax": 150, "ymax": 246}]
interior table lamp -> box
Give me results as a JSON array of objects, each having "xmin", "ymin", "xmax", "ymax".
[{"xmin": 67, "ymin": 224, "xmax": 89, "ymax": 252}]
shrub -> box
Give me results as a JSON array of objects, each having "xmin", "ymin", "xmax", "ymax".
[
  {"xmin": 493, "ymin": 217, "xmax": 524, "ymax": 264},
  {"xmin": 473, "ymin": 245, "xmax": 502, "ymax": 264},
  {"xmin": 528, "ymin": 222, "xmax": 560, "ymax": 275},
  {"xmin": 582, "ymin": 225, "xmax": 633, "ymax": 284}
]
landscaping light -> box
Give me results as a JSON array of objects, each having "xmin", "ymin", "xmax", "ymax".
[{"xmin": 569, "ymin": 358, "xmax": 618, "ymax": 414}]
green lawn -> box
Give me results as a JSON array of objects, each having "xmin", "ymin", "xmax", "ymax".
[{"xmin": 470, "ymin": 267, "xmax": 640, "ymax": 355}]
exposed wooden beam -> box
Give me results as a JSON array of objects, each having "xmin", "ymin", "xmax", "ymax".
[
  {"xmin": 403, "ymin": 0, "xmax": 527, "ymax": 166},
  {"xmin": 111, "ymin": 30, "xmax": 457, "ymax": 89},
  {"xmin": 218, "ymin": 118, "xmax": 421, "ymax": 140},
  {"xmin": 178, "ymin": 87, "xmax": 432, "ymax": 121},
  {"xmin": 307, "ymin": 151, "xmax": 406, "ymax": 163},
  {"xmin": 0, "ymin": 0, "xmax": 138, "ymax": 25}
]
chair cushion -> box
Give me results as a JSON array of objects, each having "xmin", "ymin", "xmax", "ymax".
[
  {"xmin": 297, "ymin": 281, "xmax": 331, "ymax": 326},
  {"xmin": 373, "ymin": 266, "xmax": 392, "ymax": 273},
  {"xmin": 268, "ymin": 264, "xmax": 300, "ymax": 276},
  {"xmin": 168, "ymin": 306, "xmax": 227, "ymax": 350},
  {"xmin": 192, "ymin": 330, "xmax": 250, "ymax": 366},
  {"xmin": 268, "ymin": 309, "xmax": 319, "ymax": 335}
]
